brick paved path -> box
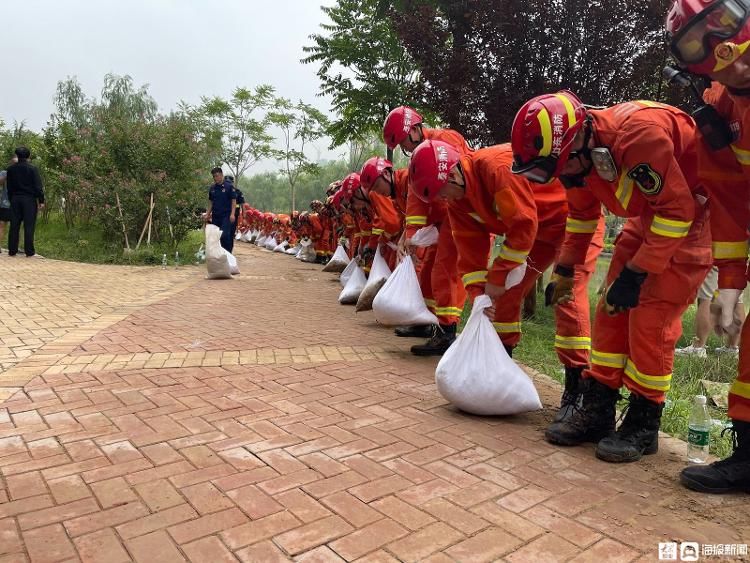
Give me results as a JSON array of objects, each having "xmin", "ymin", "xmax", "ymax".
[{"xmin": 0, "ymin": 247, "xmax": 748, "ymax": 562}]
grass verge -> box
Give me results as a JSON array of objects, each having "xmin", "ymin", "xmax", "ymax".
[{"xmin": 29, "ymin": 214, "xmax": 204, "ymax": 266}]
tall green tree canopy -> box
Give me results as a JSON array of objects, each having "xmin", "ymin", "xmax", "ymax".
[
  {"xmin": 389, "ymin": 0, "xmax": 675, "ymax": 145},
  {"xmin": 302, "ymin": 0, "xmax": 429, "ymax": 149}
]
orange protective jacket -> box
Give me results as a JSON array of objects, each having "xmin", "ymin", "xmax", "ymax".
[
  {"xmin": 405, "ymin": 127, "xmax": 473, "ymax": 238},
  {"xmin": 369, "ymin": 168, "xmax": 410, "ymax": 242},
  {"xmin": 449, "ymin": 144, "xmax": 568, "ymax": 292},
  {"xmin": 560, "ymin": 101, "xmax": 709, "ymax": 274},
  {"xmin": 698, "ymin": 82, "xmax": 750, "ymax": 290}
]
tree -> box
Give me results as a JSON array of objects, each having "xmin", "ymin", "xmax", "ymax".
[
  {"xmin": 268, "ymin": 99, "xmax": 329, "ymax": 213},
  {"xmin": 302, "ymin": 0, "xmax": 430, "ymax": 156},
  {"xmin": 389, "ymin": 0, "xmax": 677, "ymax": 146},
  {"xmin": 191, "ymin": 85, "xmax": 276, "ymax": 188},
  {"xmin": 43, "ymin": 74, "xmax": 212, "ymax": 245}
]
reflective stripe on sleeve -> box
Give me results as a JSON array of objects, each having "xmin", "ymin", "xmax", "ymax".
[
  {"xmin": 713, "ymin": 241, "xmax": 749, "ymax": 260},
  {"xmin": 566, "ymin": 217, "xmax": 599, "ymax": 234},
  {"xmin": 650, "ymin": 215, "xmax": 692, "ymax": 239},
  {"xmin": 462, "ymin": 270, "xmax": 488, "ymax": 287}
]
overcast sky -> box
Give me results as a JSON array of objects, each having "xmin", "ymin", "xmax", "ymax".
[{"xmin": 0, "ymin": 0, "xmax": 346, "ymax": 172}]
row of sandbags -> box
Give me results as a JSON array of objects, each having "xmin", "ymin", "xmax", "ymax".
[
  {"xmin": 235, "ymin": 228, "xmax": 317, "ymax": 262},
  {"xmin": 326, "ymin": 226, "xmax": 541, "ymax": 416}
]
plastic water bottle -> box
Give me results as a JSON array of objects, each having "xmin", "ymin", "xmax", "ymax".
[
  {"xmin": 174, "ymin": 251, "xmax": 180, "ymax": 268},
  {"xmin": 161, "ymin": 254, "xmax": 167, "ymax": 269},
  {"xmin": 687, "ymin": 395, "xmax": 711, "ymax": 464}
]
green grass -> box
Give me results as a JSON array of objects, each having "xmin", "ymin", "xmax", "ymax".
[
  {"xmin": 462, "ymin": 255, "xmax": 738, "ymax": 458},
  {"xmin": 29, "ymin": 214, "xmax": 204, "ymax": 267}
]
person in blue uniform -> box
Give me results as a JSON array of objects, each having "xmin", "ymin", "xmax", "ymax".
[
  {"xmin": 206, "ymin": 167, "xmax": 236, "ymax": 252},
  {"xmin": 225, "ymin": 175, "xmax": 245, "ymax": 253}
]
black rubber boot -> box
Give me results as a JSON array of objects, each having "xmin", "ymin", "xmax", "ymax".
[
  {"xmin": 395, "ymin": 325, "xmax": 435, "ymax": 338},
  {"xmin": 545, "ymin": 378, "xmax": 619, "ymax": 446},
  {"xmin": 553, "ymin": 367, "xmax": 584, "ymax": 423},
  {"xmin": 680, "ymin": 420, "xmax": 750, "ymax": 493},
  {"xmin": 411, "ymin": 324, "xmax": 457, "ymax": 357},
  {"xmin": 503, "ymin": 344, "xmax": 514, "ymax": 358},
  {"xmin": 596, "ymin": 394, "xmax": 663, "ymax": 463}
]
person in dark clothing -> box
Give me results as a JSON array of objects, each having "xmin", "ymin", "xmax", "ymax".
[
  {"xmin": 206, "ymin": 167, "xmax": 236, "ymax": 252},
  {"xmin": 6, "ymin": 147, "xmax": 45, "ymax": 257},
  {"xmin": 225, "ymin": 175, "xmax": 244, "ymax": 253},
  {"xmin": 0, "ymin": 155, "xmax": 18, "ymax": 253}
]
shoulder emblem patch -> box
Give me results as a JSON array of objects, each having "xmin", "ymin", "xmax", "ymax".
[{"xmin": 627, "ymin": 163, "xmax": 662, "ymax": 196}]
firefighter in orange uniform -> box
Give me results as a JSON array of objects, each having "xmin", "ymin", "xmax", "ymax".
[
  {"xmin": 383, "ymin": 106, "xmax": 470, "ymax": 354},
  {"xmin": 667, "ymin": 0, "xmax": 750, "ymax": 493},
  {"xmin": 512, "ymin": 91, "xmax": 712, "ymax": 463},
  {"xmin": 409, "ymin": 140, "xmax": 571, "ymax": 357},
  {"xmin": 360, "ymin": 157, "xmax": 408, "ymax": 269}
]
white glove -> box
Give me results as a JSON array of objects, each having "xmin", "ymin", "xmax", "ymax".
[{"xmin": 711, "ymin": 288, "xmax": 743, "ymax": 336}]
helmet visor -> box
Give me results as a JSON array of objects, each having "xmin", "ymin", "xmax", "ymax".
[
  {"xmin": 510, "ymin": 156, "xmax": 558, "ymax": 184},
  {"xmin": 671, "ymin": 0, "xmax": 750, "ymax": 65}
]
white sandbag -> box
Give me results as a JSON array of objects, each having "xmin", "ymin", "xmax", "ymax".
[
  {"xmin": 264, "ymin": 236, "xmax": 278, "ymax": 250},
  {"xmin": 286, "ymin": 244, "xmax": 301, "ymax": 255},
  {"xmin": 410, "ymin": 225, "xmax": 440, "ymax": 247},
  {"xmin": 340, "ymin": 259, "xmax": 358, "ymax": 287},
  {"xmin": 241, "ymin": 231, "xmax": 253, "ymax": 242},
  {"xmin": 223, "ymin": 249, "xmax": 240, "ymax": 275},
  {"xmin": 322, "ymin": 245, "xmax": 350, "ymax": 273},
  {"xmin": 339, "ymin": 264, "xmax": 367, "ymax": 305},
  {"xmin": 274, "ymin": 241, "xmax": 289, "ymax": 253},
  {"xmin": 256, "ymin": 234, "xmax": 267, "ymax": 246},
  {"xmin": 235, "ymin": 231, "xmax": 242, "ymax": 240},
  {"xmin": 373, "ymin": 256, "xmax": 439, "ymax": 326},
  {"xmin": 299, "ymin": 244, "xmax": 317, "ymax": 263},
  {"xmin": 205, "ymin": 225, "xmax": 232, "ymax": 280},
  {"xmin": 436, "ymin": 295, "xmax": 542, "ymax": 415},
  {"xmin": 356, "ymin": 248, "xmax": 392, "ymax": 312}
]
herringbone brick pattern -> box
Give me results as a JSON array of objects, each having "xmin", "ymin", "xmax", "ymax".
[{"xmin": 0, "ymin": 246, "xmax": 748, "ymax": 562}]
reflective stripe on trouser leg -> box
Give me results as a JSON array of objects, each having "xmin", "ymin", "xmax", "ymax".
[
  {"xmin": 729, "ymin": 312, "xmax": 750, "ymax": 421},
  {"xmin": 585, "ymin": 243, "xmax": 631, "ymax": 390},
  {"xmin": 493, "ymin": 238, "xmax": 557, "ymax": 347},
  {"xmin": 554, "ymin": 217, "xmax": 604, "ymax": 367},
  {"xmin": 432, "ymin": 217, "xmax": 466, "ymax": 325}
]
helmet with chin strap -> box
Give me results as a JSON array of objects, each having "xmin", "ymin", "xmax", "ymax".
[
  {"xmin": 510, "ymin": 90, "xmax": 589, "ymax": 185},
  {"xmin": 383, "ymin": 106, "xmax": 424, "ymax": 150},
  {"xmin": 359, "ymin": 157, "xmax": 393, "ymax": 193},
  {"xmin": 408, "ymin": 140, "xmax": 461, "ymax": 203}
]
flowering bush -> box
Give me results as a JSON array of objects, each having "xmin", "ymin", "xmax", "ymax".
[{"xmin": 41, "ymin": 75, "xmax": 216, "ymax": 248}]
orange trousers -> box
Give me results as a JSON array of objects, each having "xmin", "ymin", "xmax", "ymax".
[
  {"xmin": 493, "ymin": 236, "xmax": 558, "ymax": 347},
  {"xmin": 553, "ymin": 218, "xmax": 606, "ymax": 368},
  {"xmin": 731, "ymin": 310, "xmax": 750, "ymax": 421},
  {"xmin": 417, "ymin": 219, "xmax": 467, "ymax": 325},
  {"xmin": 585, "ymin": 216, "xmax": 712, "ymax": 403}
]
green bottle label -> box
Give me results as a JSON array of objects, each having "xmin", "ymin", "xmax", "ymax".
[{"xmin": 688, "ymin": 427, "xmax": 709, "ymax": 447}]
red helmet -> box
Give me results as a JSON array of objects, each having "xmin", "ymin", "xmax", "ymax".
[
  {"xmin": 408, "ymin": 140, "xmax": 460, "ymax": 203},
  {"xmin": 383, "ymin": 106, "xmax": 423, "ymax": 150},
  {"xmin": 359, "ymin": 157, "xmax": 393, "ymax": 192},
  {"xmin": 667, "ymin": 0, "xmax": 750, "ymax": 74},
  {"xmin": 338, "ymin": 173, "xmax": 362, "ymax": 204},
  {"xmin": 510, "ymin": 90, "xmax": 587, "ymax": 184}
]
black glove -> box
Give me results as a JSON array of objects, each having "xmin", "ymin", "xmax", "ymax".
[
  {"xmin": 604, "ymin": 266, "xmax": 647, "ymax": 315},
  {"xmin": 545, "ymin": 264, "xmax": 575, "ymax": 306}
]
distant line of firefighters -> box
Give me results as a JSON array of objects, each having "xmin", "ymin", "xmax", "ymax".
[{"xmin": 235, "ymin": 0, "xmax": 750, "ymax": 495}]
